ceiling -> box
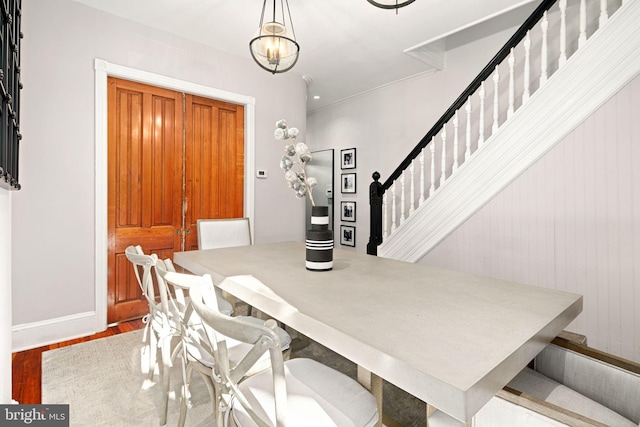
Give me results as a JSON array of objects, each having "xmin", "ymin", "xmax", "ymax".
[{"xmin": 72, "ymin": 0, "xmax": 539, "ymax": 112}]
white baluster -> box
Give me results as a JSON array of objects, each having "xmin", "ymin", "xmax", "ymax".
[
  {"xmin": 440, "ymin": 127, "xmax": 447, "ymax": 186},
  {"xmin": 391, "ymin": 183, "xmax": 397, "ymax": 233},
  {"xmin": 478, "ymin": 82, "xmax": 486, "ymax": 147},
  {"xmin": 579, "ymin": 0, "xmax": 587, "ymax": 48},
  {"xmin": 465, "ymin": 97, "xmax": 472, "ymax": 161},
  {"xmin": 382, "ymin": 192, "xmax": 388, "ymax": 238},
  {"xmin": 419, "ymin": 149, "xmax": 425, "ymax": 205},
  {"xmin": 599, "ymin": 0, "xmax": 608, "ymax": 27},
  {"xmin": 541, "ymin": 11, "xmax": 549, "ymax": 85},
  {"xmin": 409, "ymin": 163, "xmax": 415, "ymax": 215},
  {"xmin": 508, "ymin": 48, "xmax": 515, "ymax": 118},
  {"xmin": 559, "ymin": 0, "xmax": 567, "ymax": 67},
  {"xmin": 492, "ymin": 66, "xmax": 500, "ymax": 134},
  {"xmin": 453, "ymin": 111, "xmax": 459, "ymax": 172},
  {"xmin": 429, "ymin": 138, "xmax": 436, "ymax": 196},
  {"xmin": 523, "ymin": 31, "xmax": 531, "ymax": 103},
  {"xmin": 400, "ymin": 172, "xmax": 406, "ymax": 224}
]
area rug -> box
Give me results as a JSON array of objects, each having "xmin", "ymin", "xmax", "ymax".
[
  {"xmin": 42, "ymin": 329, "xmax": 426, "ymax": 426},
  {"xmin": 42, "ymin": 330, "xmax": 214, "ymax": 426}
]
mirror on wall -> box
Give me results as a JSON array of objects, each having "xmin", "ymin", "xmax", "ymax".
[{"xmin": 305, "ymin": 149, "xmax": 335, "ymax": 231}]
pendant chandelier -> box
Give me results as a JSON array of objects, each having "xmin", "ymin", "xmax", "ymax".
[
  {"xmin": 249, "ymin": 0, "xmax": 300, "ymax": 74},
  {"xmin": 366, "ymin": 0, "xmax": 416, "ymax": 11}
]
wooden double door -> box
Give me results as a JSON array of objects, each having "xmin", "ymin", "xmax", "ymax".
[{"xmin": 107, "ymin": 77, "xmax": 245, "ymax": 324}]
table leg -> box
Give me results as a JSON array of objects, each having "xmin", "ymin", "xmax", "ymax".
[
  {"xmin": 426, "ymin": 403, "xmax": 436, "ymax": 426},
  {"xmin": 425, "ymin": 404, "xmax": 471, "ymax": 427},
  {"xmin": 357, "ymin": 366, "xmax": 383, "ymax": 427}
]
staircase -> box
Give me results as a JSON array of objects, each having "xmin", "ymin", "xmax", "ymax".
[{"xmin": 370, "ymin": 0, "xmax": 640, "ymax": 262}]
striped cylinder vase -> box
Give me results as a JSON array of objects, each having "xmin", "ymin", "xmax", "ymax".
[{"xmin": 306, "ymin": 206, "xmax": 333, "ymax": 271}]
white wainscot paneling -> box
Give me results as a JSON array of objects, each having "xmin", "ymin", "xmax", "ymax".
[{"xmin": 421, "ymin": 74, "xmax": 640, "ymax": 364}]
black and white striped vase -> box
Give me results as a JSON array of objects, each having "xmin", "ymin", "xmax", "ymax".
[{"xmin": 306, "ymin": 206, "xmax": 333, "ymax": 271}]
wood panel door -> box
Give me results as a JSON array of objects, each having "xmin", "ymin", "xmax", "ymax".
[
  {"xmin": 184, "ymin": 95, "xmax": 245, "ymax": 250},
  {"xmin": 107, "ymin": 78, "xmax": 245, "ymax": 324},
  {"xmin": 107, "ymin": 78, "xmax": 183, "ymax": 323}
]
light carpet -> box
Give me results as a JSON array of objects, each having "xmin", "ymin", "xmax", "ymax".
[
  {"xmin": 42, "ymin": 330, "xmax": 214, "ymax": 426},
  {"xmin": 42, "ymin": 329, "xmax": 426, "ymax": 426}
]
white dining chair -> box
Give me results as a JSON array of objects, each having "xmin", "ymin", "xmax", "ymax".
[
  {"xmin": 428, "ymin": 336, "xmax": 640, "ymax": 427},
  {"xmin": 197, "ymin": 218, "xmax": 252, "ymax": 250},
  {"xmin": 153, "ymin": 258, "xmax": 207, "ymax": 427},
  {"xmin": 124, "ymin": 245, "xmax": 181, "ymax": 426},
  {"xmin": 155, "ymin": 263, "xmax": 292, "ymax": 427},
  {"xmin": 125, "ymin": 245, "xmax": 234, "ymax": 425},
  {"xmin": 197, "ymin": 217, "xmax": 254, "ymax": 315},
  {"xmin": 188, "ymin": 274, "xmax": 380, "ymax": 427}
]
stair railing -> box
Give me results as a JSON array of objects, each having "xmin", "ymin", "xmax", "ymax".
[{"xmin": 368, "ymin": 0, "xmax": 621, "ymax": 255}]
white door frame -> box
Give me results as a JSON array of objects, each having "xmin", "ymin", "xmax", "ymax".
[{"xmin": 93, "ymin": 58, "xmax": 256, "ymax": 329}]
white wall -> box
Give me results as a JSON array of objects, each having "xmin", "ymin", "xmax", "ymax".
[
  {"xmin": 421, "ymin": 74, "xmax": 640, "ymax": 363},
  {"xmin": 0, "ymin": 190, "xmax": 11, "ymax": 403},
  {"xmin": 307, "ymin": 25, "xmax": 517, "ymax": 252},
  {"xmin": 12, "ymin": 0, "xmax": 307, "ymax": 349}
]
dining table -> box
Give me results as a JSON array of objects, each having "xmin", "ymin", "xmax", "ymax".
[{"xmin": 174, "ymin": 241, "xmax": 582, "ymax": 426}]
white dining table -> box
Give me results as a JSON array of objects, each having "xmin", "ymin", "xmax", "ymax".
[{"xmin": 174, "ymin": 241, "xmax": 582, "ymax": 425}]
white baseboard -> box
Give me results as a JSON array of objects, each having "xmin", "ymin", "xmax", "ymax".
[{"xmin": 12, "ymin": 311, "xmax": 104, "ymax": 352}]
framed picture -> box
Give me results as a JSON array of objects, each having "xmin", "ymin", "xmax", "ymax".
[
  {"xmin": 340, "ymin": 148, "xmax": 356, "ymax": 170},
  {"xmin": 340, "ymin": 225, "xmax": 356, "ymax": 247},
  {"xmin": 341, "ymin": 173, "xmax": 356, "ymax": 194},
  {"xmin": 341, "ymin": 201, "xmax": 356, "ymax": 222}
]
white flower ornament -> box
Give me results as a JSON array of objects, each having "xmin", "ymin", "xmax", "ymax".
[{"xmin": 275, "ymin": 119, "xmax": 316, "ymax": 206}]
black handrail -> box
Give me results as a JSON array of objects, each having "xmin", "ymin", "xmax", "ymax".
[{"xmin": 368, "ymin": 0, "xmax": 558, "ymax": 255}]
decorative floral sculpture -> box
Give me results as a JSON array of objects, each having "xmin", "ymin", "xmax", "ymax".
[{"xmin": 275, "ymin": 119, "xmax": 317, "ymax": 206}]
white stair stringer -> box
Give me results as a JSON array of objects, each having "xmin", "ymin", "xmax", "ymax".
[{"xmin": 379, "ymin": 0, "xmax": 640, "ymax": 263}]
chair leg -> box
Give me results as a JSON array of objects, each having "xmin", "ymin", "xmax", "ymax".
[
  {"xmin": 223, "ymin": 405, "xmax": 233, "ymax": 427},
  {"xmin": 178, "ymin": 363, "xmax": 194, "ymax": 427},
  {"xmin": 199, "ymin": 373, "xmax": 218, "ymax": 415},
  {"xmin": 160, "ymin": 360, "xmax": 171, "ymax": 425},
  {"xmin": 192, "ymin": 369, "xmax": 221, "ymax": 425},
  {"xmin": 160, "ymin": 336, "xmax": 181, "ymax": 426},
  {"xmin": 149, "ymin": 331, "xmax": 159, "ymax": 381},
  {"xmin": 140, "ymin": 343, "xmax": 151, "ymax": 376}
]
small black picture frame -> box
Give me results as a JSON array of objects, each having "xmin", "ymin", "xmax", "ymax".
[
  {"xmin": 340, "ymin": 148, "xmax": 356, "ymax": 170},
  {"xmin": 341, "ymin": 201, "xmax": 356, "ymax": 222},
  {"xmin": 340, "ymin": 225, "xmax": 356, "ymax": 247},
  {"xmin": 341, "ymin": 173, "xmax": 356, "ymax": 194}
]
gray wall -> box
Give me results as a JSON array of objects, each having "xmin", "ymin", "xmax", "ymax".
[
  {"xmin": 0, "ymin": 189, "xmax": 11, "ymax": 402},
  {"xmin": 12, "ymin": 0, "xmax": 307, "ymax": 347}
]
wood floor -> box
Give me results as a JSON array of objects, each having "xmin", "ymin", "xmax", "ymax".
[{"xmin": 11, "ymin": 318, "xmax": 145, "ymax": 404}]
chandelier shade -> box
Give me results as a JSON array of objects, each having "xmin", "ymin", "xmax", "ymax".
[
  {"xmin": 366, "ymin": 0, "xmax": 416, "ymax": 10},
  {"xmin": 250, "ymin": 0, "xmax": 300, "ymax": 74}
]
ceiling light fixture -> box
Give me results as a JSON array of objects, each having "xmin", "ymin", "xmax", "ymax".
[
  {"xmin": 250, "ymin": 0, "xmax": 300, "ymax": 74},
  {"xmin": 366, "ymin": 0, "xmax": 415, "ymax": 12}
]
